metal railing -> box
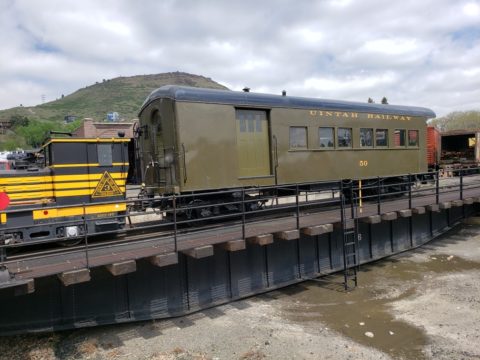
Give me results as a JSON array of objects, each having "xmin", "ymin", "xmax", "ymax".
[{"xmin": 1, "ymin": 169, "xmax": 480, "ymax": 271}]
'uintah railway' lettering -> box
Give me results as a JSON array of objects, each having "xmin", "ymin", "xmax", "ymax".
[{"xmin": 309, "ymin": 110, "xmax": 412, "ymax": 121}]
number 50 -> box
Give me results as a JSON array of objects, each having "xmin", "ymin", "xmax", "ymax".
[{"xmin": 359, "ymin": 160, "xmax": 368, "ymax": 167}]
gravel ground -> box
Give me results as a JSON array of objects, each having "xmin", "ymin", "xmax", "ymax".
[{"xmin": 1, "ymin": 221, "xmax": 480, "ymax": 359}]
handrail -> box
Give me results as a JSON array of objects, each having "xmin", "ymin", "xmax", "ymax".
[{"xmin": 2, "ymin": 169, "xmax": 480, "ymax": 260}]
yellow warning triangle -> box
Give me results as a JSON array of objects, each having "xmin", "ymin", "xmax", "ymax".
[{"xmin": 92, "ymin": 171, "xmax": 123, "ymax": 198}]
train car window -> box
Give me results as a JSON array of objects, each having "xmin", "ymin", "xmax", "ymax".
[
  {"xmin": 318, "ymin": 127, "xmax": 334, "ymax": 148},
  {"xmin": 290, "ymin": 127, "xmax": 308, "ymax": 149},
  {"xmin": 360, "ymin": 128, "xmax": 373, "ymax": 147},
  {"xmin": 376, "ymin": 129, "xmax": 388, "ymax": 147},
  {"xmin": 408, "ymin": 130, "xmax": 419, "ymax": 147},
  {"xmin": 98, "ymin": 143, "xmax": 113, "ymax": 166},
  {"xmin": 394, "ymin": 129, "xmax": 406, "ymax": 147},
  {"xmin": 338, "ymin": 128, "xmax": 352, "ymax": 148}
]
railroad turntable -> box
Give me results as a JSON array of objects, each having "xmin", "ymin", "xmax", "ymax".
[{"xmin": 0, "ymin": 86, "xmax": 478, "ymax": 334}]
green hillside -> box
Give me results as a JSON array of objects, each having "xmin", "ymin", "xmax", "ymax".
[
  {"xmin": 0, "ymin": 72, "xmax": 227, "ymax": 150},
  {"xmin": 0, "ymin": 72, "xmax": 227, "ymax": 123}
]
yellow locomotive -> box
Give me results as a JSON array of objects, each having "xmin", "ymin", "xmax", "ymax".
[{"xmin": 0, "ymin": 137, "xmax": 129, "ymax": 244}]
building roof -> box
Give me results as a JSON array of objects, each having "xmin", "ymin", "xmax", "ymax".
[{"xmin": 140, "ymin": 85, "xmax": 436, "ymax": 118}]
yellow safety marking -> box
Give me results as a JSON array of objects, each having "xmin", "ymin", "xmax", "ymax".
[
  {"xmin": 0, "ymin": 172, "xmax": 127, "ymax": 186},
  {"xmin": 2, "ymin": 184, "xmax": 54, "ymax": 192},
  {"xmin": 53, "ymin": 172, "xmax": 127, "ymax": 182},
  {"xmin": 33, "ymin": 203, "xmax": 127, "ymax": 220},
  {"xmin": 0, "ymin": 213, "xmax": 6, "ymax": 224},
  {"xmin": 0, "ymin": 176, "xmax": 53, "ymax": 186},
  {"xmin": 50, "ymin": 162, "xmax": 129, "ymax": 168},
  {"xmin": 42, "ymin": 138, "xmax": 130, "ymax": 147},
  {"xmin": 3, "ymin": 180, "xmax": 126, "ymax": 193},
  {"xmin": 55, "ymin": 187, "xmax": 125, "ymax": 197},
  {"xmin": 7, "ymin": 187, "xmax": 125, "ymax": 200},
  {"xmin": 53, "ymin": 180, "xmax": 126, "ymax": 190},
  {"xmin": 92, "ymin": 172, "xmax": 123, "ymax": 198}
]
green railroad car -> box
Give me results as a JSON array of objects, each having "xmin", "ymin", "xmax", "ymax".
[{"xmin": 138, "ymin": 86, "xmax": 435, "ymax": 197}]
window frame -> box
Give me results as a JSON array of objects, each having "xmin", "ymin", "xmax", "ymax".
[
  {"xmin": 318, "ymin": 127, "xmax": 335, "ymax": 149},
  {"xmin": 98, "ymin": 143, "xmax": 113, "ymax": 167},
  {"xmin": 359, "ymin": 128, "xmax": 374, "ymax": 148},
  {"xmin": 289, "ymin": 126, "xmax": 308, "ymax": 150},
  {"xmin": 394, "ymin": 129, "xmax": 407, "ymax": 148},
  {"xmin": 337, "ymin": 127, "xmax": 352, "ymax": 148},
  {"xmin": 375, "ymin": 128, "xmax": 389, "ymax": 148},
  {"xmin": 408, "ymin": 129, "xmax": 419, "ymax": 147}
]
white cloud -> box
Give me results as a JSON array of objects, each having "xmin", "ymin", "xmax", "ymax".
[{"xmin": 0, "ymin": 0, "xmax": 479, "ymax": 116}]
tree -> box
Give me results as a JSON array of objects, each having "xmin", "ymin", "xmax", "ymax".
[
  {"xmin": 16, "ymin": 120, "xmax": 57, "ymax": 148},
  {"xmin": 9, "ymin": 115, "xmax": 29, "ymax": 128},
  {"xmin": 381, "ymin": 97, "xmax": 389, "ymax": 104},
  {"xmin": 429, "ymin": 111, "xmax": 480, "ymax": 132},
  {"xmin": 0, "ymin": 139, "xmax": 20, "ymax": 151},
  {"xmin": 367, "ymin": 97, "xmax": 374, "ymax": 103}
]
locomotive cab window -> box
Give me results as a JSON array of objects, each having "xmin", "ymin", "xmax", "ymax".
[
  {"xmin": 360, "ymin": 128, "xmax": 373, "ymax": 147},
  {"xmin": 376, "ymin": 129, "xmax": 388, "ymax": 147},
  {"xmin": 394, "ymin": 129, "xmax": 406, "ymax": 147},
  {"xmin": 337, "ymin": 127, "xmax": 352, "ymax": 148},
  {"xmin": 318, "ymin": 127, "xmax": 334, "ymax": 148},
  {"xmin": 408, "ymin": 130, "xmax": 419, "ymax": 147},
  {"xmin": 98, "ymin": 143, "xmax": 113, "ymax": 166},
  {"xmin": 290, "ymin": 127, "xmax": 308, "ymax": 149}
]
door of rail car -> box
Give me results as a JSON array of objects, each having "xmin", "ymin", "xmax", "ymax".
[{"xmin": 235, "ymin": 109, "xmax": 271, "ymax": 177}]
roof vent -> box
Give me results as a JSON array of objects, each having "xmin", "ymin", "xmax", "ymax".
[
  {"xmin": 282, "ymin": 90, "xmax": 287, "ymax": 96},
  {"xmin": 243, "ymin": 87, "xmax": 250, "ymax": 93}
]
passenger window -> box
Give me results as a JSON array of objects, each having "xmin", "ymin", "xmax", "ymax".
[
  {"xmin": 360, "ymin": 128, "xmax": 373, "ymax": 147},
  {"xmin": 98, "ymin": 143, "xmax": 113, "ymax": 166},
  {"xmin": 408, "ymin": 130, "xmax": 419, "ymax": 147},
  {"xmin": 394, "ymin": 129, "xmax": 406, "ymax": 147},
  {"xmin": 318, "ymin": 127, "xmax": 334, "ymax": 148},
  {"xmin": 290, "ymin": 127, "xmax": 308, "ymax": 149},
  {"xmin": 376, "ymin": 129, "xmax": 388, "ymax": 147},
  {"xmin": 338, "ymin": 128, "xmax": 352, "ymax": 148}
]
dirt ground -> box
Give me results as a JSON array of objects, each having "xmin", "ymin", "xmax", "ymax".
[{"xmin": 1, "ymin": 221, "xmax": 480, "ymax": 360}]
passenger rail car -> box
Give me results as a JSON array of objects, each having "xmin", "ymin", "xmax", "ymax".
[
  {"xmin": 0, "ymin": 138, "xmax": 129, "ymax": 244},
  {"xmin": 138, "ymin": 86, "xmax": 436, "ymax": 204}
]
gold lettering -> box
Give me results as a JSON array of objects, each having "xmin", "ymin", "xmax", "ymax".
[
  {"xmin": 367, "ymin": 114, "xmax": 374, "ymax": 119},
  {"xmin": 351, "ymin": 112, "xmax": 358, "ymax": 118},
  {"xmin": 310, "ymin": 110, "xmax": 317, "ymax": 116},
  {"xmin": 326, "ymin": 111, "xmax": 332, "ymax": 117}
]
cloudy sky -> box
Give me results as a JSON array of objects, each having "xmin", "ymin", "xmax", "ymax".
[{"xmin": 1, "ymin": 0, "xmax": 479, "ymax": 117}]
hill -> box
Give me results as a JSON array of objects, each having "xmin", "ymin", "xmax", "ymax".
[
  {"xmin": 0, "ymin": 72, "xmax": 228, "ymax": 150},
  {"xmin": 0, "ymin": 72, "xmax": 227, "ymax": 123}
]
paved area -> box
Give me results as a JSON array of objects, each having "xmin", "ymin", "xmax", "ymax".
[{"xmin": 1, "ymin": 220, "xmax": 480, "ymax": 359}]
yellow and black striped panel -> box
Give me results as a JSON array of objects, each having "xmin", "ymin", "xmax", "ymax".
[
  {"xmin": 32, "ymin": 202, "xmax": 127, "ymax": 220},
  {"xmin": 1, "ymin": 172, "xmax": 128, "ymax": 203}
]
